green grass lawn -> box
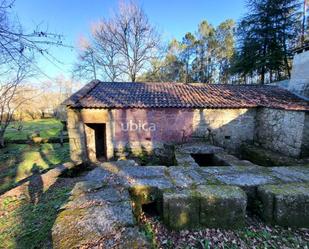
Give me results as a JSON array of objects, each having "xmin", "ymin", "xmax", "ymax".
[
  {"xmin": 0, "ymin": 177, "xmax": 80, "ymax": 249},
  {"xmin": 0, "ymin": 143, "xmax": 70, "ymax": 193},
  {"xmin": 4, "ymin": 119, "xmax": 63, "ymax": 141},
  {"xmin": 0, "ymin": 118, "xmax": 70, "ymax": 194},
  {"xmin": 0, "ymin": 118, "xmax": 74, "ymax": 248}
]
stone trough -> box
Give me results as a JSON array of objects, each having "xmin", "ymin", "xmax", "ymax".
[
  {"xmin": 52, "ymin": 147, "xmax": 309, "ymax": 248},
  {"xmin": 163, "ymin": 185, "xmax": 247, "ymax": 230}
]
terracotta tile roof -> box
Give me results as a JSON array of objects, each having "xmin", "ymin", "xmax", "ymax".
[{"xmin": 65, "ymin": 80, "xmax": 309, "ymax": 111}]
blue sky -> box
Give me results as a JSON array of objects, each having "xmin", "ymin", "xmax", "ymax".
[{"xmin": 14, "ymin": 0, "xmax": 246, "ymax": 82}]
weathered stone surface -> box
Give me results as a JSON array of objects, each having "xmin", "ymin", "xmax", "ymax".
[
  {"xmin": 167, "ymin": 166, "xmax": 205, "ymax": 188},
  {"xmin": 52, "ymin": 202, "xmax": 135, "ymax": 249},
  {"xmin": 270, "ymin": 166, "xmax": 309, "ymax": 183},
  {"xmin": 214, "ymin": 171, "xmax": 279, "ymax": 207},
  {"xmin": 167, "ymin": 167, "xmax": 195, "ymax": 188},
  {"xmin": 70, "ymin": 180, "xmax": 105, "ymax": 196},
  {"xmin": 214, "ymin": 152, "xmax": 256, "ymax": 167},
  {"xmin": 240, "ymin": 144, "xmax": 308, "ymax": 166},
  {"xmin": 99, "ymin": 160, "xmax": 139, "ymax": 171},
  {"xmin": 176, "ymin": 143, "xmax": 224, "ymax": 155},
  {"xmin": 163, "ymin": 185, "xmax": 247, "ymax": 230},
  {"xmin": 117, "ymin": 165, "xmax": 168, "ymax": 179},
  {"xmin": 63, "ymin": 186, "xmax": 130, "ymax": 210},
  {"xmin": 99, "ymin": 227, "xmax": 150, "ymax": 249},
  {"xmin": 257, "ymin": 183, "xmax": 309, "ymax": 227},
  {"xmin": 84, "ymin": 167, "xmax": 126, "ymax": 186},
  {"xmin": 84, "ymin": 161, "xmax": 138, "ymax": 186},
  {"xmin": 163, "ymin": 190, "xmax": 199, "ymax": 230},
  {"xmin": 175, "ymin": 152, "xmax": 199, "ymax": 167},
  {"xmin": 130, "ymin": 178, "xmax": 174, "ymax": 191},
  {"xmin": 215, "ymin": 171, "xmax": 278, "ymax": 187},
  {"xmin": 254, "ymin": 109, "xmax": 306, "ymax": 157},
  {"xmin": 197, "ymin": 185, "xmax": 247, "ymax": 228}
]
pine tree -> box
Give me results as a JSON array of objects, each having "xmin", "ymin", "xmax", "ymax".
[{"xmin": 232, "ymin": 0, "xmax": 302, "ymax": 84}]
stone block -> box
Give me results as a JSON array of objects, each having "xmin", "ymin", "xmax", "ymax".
[
  {"xmin": 118, "ymin": 165, "xmax": 167, "ymax": 179},
  {"xmin": 52, "ymin": 202, "xmax": 135, "ymax": 249},
  {"xmin": 215, "ymin": 171, "xmax": 278, "ymax": 208},
  {"xmin": 167, "ymin": 166, "xmax": 206, "ymax": 188},
  {"xmin": 257, "ymin": 183, "xmax": 309, "ymax": 227},
  {"xmin": 163, "ymin": 191, "xmax": 199, "ymax": 230},
  {"xmin": 197, "ymin": 185, "xmax": 247, "ymax": 228},
  {"xmin": 63, "ymin": 185, "xmax": 130, "ymax": 210},
  {"xmin": 270, "ymin": 167, "xmax": 309, "ymax": 183},
  {"xmin": 129, "ymin": 184, "xmax": 162, "ymax": 205}
]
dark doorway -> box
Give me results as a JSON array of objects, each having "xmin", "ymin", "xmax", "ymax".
[
  {"xmin": 191, "ymin": 153, "xmax": 228, "ymax": 167},
  {"xmin": 87, "ymin": 123, "xmax": 106, "ymax": 161}
]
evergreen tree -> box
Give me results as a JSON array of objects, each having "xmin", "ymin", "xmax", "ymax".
[{"xmin": 232, "ymin": 0, "xmax": 302, "ymax": 84}]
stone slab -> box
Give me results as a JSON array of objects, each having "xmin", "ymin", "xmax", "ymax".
[
  {"xmin": 167, "ymin": 166, "xmax": 205, "ymax": 188},
  {"xmin": 52, "ymin": 202, "xmax": 135, "ymax": 249},
  {"xmin": 63, "ymin": 186, "xmax": 130, "ymax": 210},
  {"xmin": 117, "ymin": 165, "xmax": 168, "ymax": 179},
  {"xmin": 257, "ymin": 183, "xmax": 309, "ymax": 227},
  {"xmin": 197, "ymin": 185, "xmax": 247, "ymax": 228},
  {"xmin": 269, "ymin": 166, "xmax": 309, "ymax": 183},
  {"xmin": 163, "ymin": 190, "xmax": 199, "ymax": 230}
]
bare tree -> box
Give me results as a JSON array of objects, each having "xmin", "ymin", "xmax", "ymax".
[
  {"xmin": 0, "ymin": 57, "xmax": 32, "ymax": 147},
  {"xmin": 73, "ymin": 36, "xmax": 97, "ymax": 81},
  {"xmin": 92, "ymin": 21, "xmax": 122, "ymax": 82},
  {"xmin": 0, "ymin": 0, "xmax": 69, "ymax": 147},
  {"xmin": 73, "ymin": 1, "xmax": 160, "ymax": 82},
  {"xmin": 112, "ymin": 1, "xmax": 159, "ymax": 82}
]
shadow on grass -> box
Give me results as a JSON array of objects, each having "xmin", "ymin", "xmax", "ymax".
[
  {"xmin": 0, "ymin": 142, "xmax": 82, "ymax": 248},
  {"xmin": 0, "ymin": 167, "xmax": 84, "ymax": 248},
  {"xmin": 0, "ymin": 143, "xmax": 70, "ymax": 195}
]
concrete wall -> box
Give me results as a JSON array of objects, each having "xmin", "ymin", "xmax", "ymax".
[
  {"xmin": 288, "ymin": 50, "xmax": 309, "ymax": 98},
  {"xmin": 255, "ymin": 108, "xmax": 306, "ymax": 157}
]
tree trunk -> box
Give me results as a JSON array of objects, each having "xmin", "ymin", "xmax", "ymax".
[{"xmin": 0, "ymin": 134, "xmax": 5, "ymax": 148}]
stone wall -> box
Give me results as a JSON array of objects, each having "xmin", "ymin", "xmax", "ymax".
[
  {"xmin": 192, "ymin": 109, "xmax": 256, "ymax": 153},
  {"xmin": 301, "ymin": 113, "xmax": 309, "ymax": 157},
  {"xmin": 67, "ymin": 108, "xmax": 87, "ymax": 163},
  {"xmin": 288, "ymin": 50, "xmax": 309, "ymax": 98},
  {"xmin": 67, "ymin": 106, "xmax": 307, "ymax": 162},
  {"xmin": 67, "ymin": 107, "xmax": 256, "ymax": 162},
  {"xmin": 67, "ymin": 108, "xmax": 115, "ymax": 163},
  {"xmin": 255, "ymin": 108, "xmax": 306, "ymax": 157}
]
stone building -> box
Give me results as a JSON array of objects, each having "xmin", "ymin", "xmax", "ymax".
[{"xmin": 65, "ymin": 77, "xmax": 308, "ymax": 163}]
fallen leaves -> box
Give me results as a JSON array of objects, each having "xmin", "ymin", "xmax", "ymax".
[{"xmin": 138, "ymin": 212, "xmax": 309, "ymax": 249}]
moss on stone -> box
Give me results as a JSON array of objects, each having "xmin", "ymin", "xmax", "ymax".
[
  {"xmin": 240, "ymin": 144, "xmax": 304, "ymax": 166},
  {"xmin": 257, "ymin": 183, "xmax": 309, "ymax": 227}
]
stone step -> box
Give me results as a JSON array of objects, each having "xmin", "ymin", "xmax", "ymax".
[
  {"xmin": 257, "ymin": 183, "xmax": 309, "ymax": 228},
  {"xmin": 163, "ymin": 185, "xmax": 247, "ymax": 230}
]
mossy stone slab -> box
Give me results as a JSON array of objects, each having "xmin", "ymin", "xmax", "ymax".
[
  {"xmin": 258, "ymin": 183, "xmax": 309, "ymax": 227},
  {"xmin": 163, "ymin": 191, "xmax": 199, "ymax": 230},
  {"xmin": 52, "ymin": 202, "xmax": 135, "ymax": 249},
  {"xmin": 197, "ymin": 185, "xmax": 247, "ymax": 228}
]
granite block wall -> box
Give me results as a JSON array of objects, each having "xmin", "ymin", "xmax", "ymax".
[{"xmin": 255, "ymin": 108, "xmax": 306, "ymax": 157}]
